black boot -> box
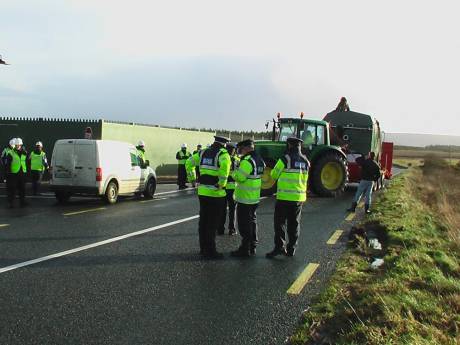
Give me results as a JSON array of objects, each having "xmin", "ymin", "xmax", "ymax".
[
  {"xmin": 231, "ymin": 246, "xmax": 250, "ymax": 258},
  {"xmin": 265, "ymin": 247, "xmax": 287, "ymax": 258},
  {"xmin": 347, "ymin": 202, "xmax": 357, "ymax": 212}
]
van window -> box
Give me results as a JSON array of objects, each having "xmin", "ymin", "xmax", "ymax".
[{"xmin": 130, "ymin": 151, "xmax": 140, "ymax": 166}]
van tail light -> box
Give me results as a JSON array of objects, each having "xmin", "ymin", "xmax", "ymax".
[{"xmin": 96, "ymin": 167, "xmax": 102, "ymax": 182}]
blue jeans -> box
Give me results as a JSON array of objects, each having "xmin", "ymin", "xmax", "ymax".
[{"xmin": 353, "ymin": 180, "xmax": 374, "ymax": 207}]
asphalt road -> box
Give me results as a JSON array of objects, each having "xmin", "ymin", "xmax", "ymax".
[{"xmin": 0, "ymin": 181, "xmax": 376, "ymax": 345}]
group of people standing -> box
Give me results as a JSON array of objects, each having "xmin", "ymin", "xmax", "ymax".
[
  {"xmin": 184, "ymin": 135, "xmax": 310, "ymax": 259},
  {"xmin": 1, "ymin": 138, "xmax": 48, "ymax": 208}
]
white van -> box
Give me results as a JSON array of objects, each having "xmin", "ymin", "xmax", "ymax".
[{"xmin": 50, "ymin": 139, "xmax": 156, "ymax": 204}]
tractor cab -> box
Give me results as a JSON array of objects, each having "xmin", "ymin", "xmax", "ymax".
[{"xmin": 277, "ymin": 118, "xmax": 329, "ymax": 148}]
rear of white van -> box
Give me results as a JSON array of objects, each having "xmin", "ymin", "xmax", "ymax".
[{"xmin": 50, "ymin": 139, "xmax": 100, "ymax": 197}]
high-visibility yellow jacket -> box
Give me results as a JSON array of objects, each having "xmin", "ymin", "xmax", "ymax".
[
  {"xmin": 232, "ymin": 151, "xmax": 265, "ymax": 204},
  {"xmin": 226, "ymin": 155, "xmax": 240, "ymax": 190},
  {"xmin": 271, "ymin": 151, "xmax": 310, "ymax": 202},
  {"xmin": 9, "ymin": 150, "xmax": 27, "ymax": 174},
  {"xmin": 29, "ymin": 150, "xmax": 47, "ymax": 172},
  {"xmin": 186, "ymin": 145, "xmax": 230, "ymax": 198},
  {"xmin": 176, "ymin": 150, "xmax": 192, "ymax": 165}
]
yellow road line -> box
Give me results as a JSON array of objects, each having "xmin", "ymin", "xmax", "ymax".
[
  {"xmin": 327, "ymin": 230, "xmax": 344, "ymax": 245},
  {"xmin": 345, "ymin": 212, "xmax": 356, "ymax": 221},
  {"xmin": 0, "ymin": 224, "xmax": 9, "ymax": 228},
  {"xmin": 287, "ymin": 263, "xmax": 320, "ymax": 295},
  {"xmin": 63, "ymin": 207, "xmax": 106, "ymax": 216}
]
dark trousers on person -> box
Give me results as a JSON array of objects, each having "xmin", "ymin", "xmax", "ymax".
[
  {"xmin": 198, "ymin": 195, "xmax": 225, "ymax": 255},
  {"xmin": 31, "ymin": 170, "xmax": 43, "ymax": 195},
  {"xmin": 177, "ymin": 165, "xmax": 187, "ymax": 189},
  {"xmin": 236, "ymin": 203, "xmax": 259, "ymax": 250},
  {"xmin": 274, "ymin": 200, "xmax": 303, "ymax": 251},
  {"xmin": 218, "ymin": 189, "xmax": 236, "ymax": 234},
  {"xmin": 7, "ymin": 172, "xmax": 26, "ymax": 206}
]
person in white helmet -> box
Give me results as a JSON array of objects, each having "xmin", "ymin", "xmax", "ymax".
[
  {"xmin": 136, "ymin": 140, "xmax": 146, "ymax": 166},
  {"xmin": 176, "ymin": 143, "xmax": 191, "ymax": 189},
  {"xmin": 5, "ymin": 138, "xmax": 28, "ymax": 207},
  {"xmin": 28, "ymin": 141, "xmax": 49, "ymax": 195},
  {"xmin": 1, "ymin": 138, "xmax": 16, "ymax": 183}
]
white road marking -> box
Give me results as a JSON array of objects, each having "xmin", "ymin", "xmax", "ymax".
[
  {"xmin": 0, "ymin": 215, "xmax": 199, "ymax": 274},
  {"xmin": 155, "ymin": 187, "xmax": 195, "ymax": 196},
  {"xmin": 140, "ymin": 197, "xmax": 168, "ymax": 203}
]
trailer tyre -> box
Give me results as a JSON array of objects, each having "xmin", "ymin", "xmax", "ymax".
[{"xmin": 311, "ymin": 152, "xmax": 348, "ymax": 197}]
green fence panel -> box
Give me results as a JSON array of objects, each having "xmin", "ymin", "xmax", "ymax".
[{"xmin": 101, "ymin": 121, "xmax": 215, "ymax": 176}]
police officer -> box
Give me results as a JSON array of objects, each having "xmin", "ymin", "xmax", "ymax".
[
  {"xmin": 176, "ymin": 143, "xmax": 191, "ymax": 190},
  {"xmin": 192, "ymin": 144, "xmax": 203, "ymax": 181},
  {"xmin": 28, "ymin": 141, "xmax": 48, "ymax": 195},
  {"xmin": 1, "ymin": 138, "xmax": 15, "ymax": 183},
  {"xmin": 266, "ymin": 137, "xmax": 310, "ymax": 258},
  {"xmin": 5, "ymin": 138, "xmax": 28, "ymax": 208},
  {"xmin": 231, "ymin": 139, "xmax": 265, "ymax": 257},
  {"xmin": 217, "ymin": 142, "xmax": 239, "ymax": 236},
  {"xmin": 136, "ymin": 140, "xmax": 147, "ymax": 166},
  {"xmin": 186, "ymin": 136, "xmax": 231, "ymax": 259}
]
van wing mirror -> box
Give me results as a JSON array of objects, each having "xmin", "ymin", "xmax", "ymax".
[{"xmin": 144, "ymin": 160, "xmax": 150, "ymax": 167}]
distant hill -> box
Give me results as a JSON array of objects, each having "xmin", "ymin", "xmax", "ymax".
[{"xmin": 385, "ymin": 133, "xmax": 460, "ymax": 147}]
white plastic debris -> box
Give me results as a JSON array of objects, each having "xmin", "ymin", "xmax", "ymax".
[
  {"xmin": 368, "ymin": 238, "xmax": 382, "ymax": 250},
  {"xmin": 370, "ymin": 258, "xmax": 384, "ymax": 269}
]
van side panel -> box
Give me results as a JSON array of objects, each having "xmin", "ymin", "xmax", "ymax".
[{"xmin": 98, "ymin": 141, "xmax": 133, "ymax": 194}]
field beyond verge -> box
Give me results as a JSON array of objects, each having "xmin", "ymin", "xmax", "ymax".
[{"xmin": 289, "ymin": 157, "xmax": 460, "ymax": 344}]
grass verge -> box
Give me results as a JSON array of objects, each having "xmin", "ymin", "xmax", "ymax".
[{"xmin": 289, "ymin": 158, "xmax": 460, "ymax": 345}]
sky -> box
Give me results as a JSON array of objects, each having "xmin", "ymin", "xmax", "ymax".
[{"xmin": 1, "ymin": 0, "xmax": 459, "ymax": 135}]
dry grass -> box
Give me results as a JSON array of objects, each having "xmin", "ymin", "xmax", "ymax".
[{"xmin": 417, "ymin": 155, "xmax": 460, "ymax": 242}]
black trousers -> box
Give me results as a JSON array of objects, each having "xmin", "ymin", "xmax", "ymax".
[
  {"xmin": 218, "ymin": 189, "xmax": 236, "ymax": 233},
  {"xmin": 236, "ymin": 203, "xmax": 259, "ymax": 250},
  {"xmin": 177, "ymin": 165, "xmax": 187, "ymax": 188},
  {"xmin": 31, "ymin": 170, "xmax": 43, "ymax": 195},
  {"xmin": 273, "ymin": 200, "xmax": 303, "ymax": 250},
  {"xmin": 198, "ymin": 195, "xmax": 225, "ymax": 254},
  {"xmin": 7, "ymin": 172, "xmax": 26, "ymax": 205}
]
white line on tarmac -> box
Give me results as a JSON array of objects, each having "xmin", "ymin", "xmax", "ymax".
[
  {"xmin": 0, "ymin": 215, "xmax": 199, "ymax": 275},
  {"xmin": 155, "ymin": 187, "xmax": 195, "ymax": 196}
]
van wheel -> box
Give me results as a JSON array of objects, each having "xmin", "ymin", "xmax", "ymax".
[
  {"xmin": 143, "ymin": 178, "xmax": 156, "ymax": 199},
  {"xmin": 105, "ymin": 181, "xmax": 118, "ymax": 204},
  {"xmin": 55, "ymin": 191, "xmax": 71, "ymax": 204}
]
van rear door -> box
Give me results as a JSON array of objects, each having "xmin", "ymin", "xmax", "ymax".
[
  {"xmin": 73, "ymin": 141, "xmax": 97, "ymax": 187},
  {"xmin": 52, "ymin": 140, "xmax": 75, "ymax": 185}
]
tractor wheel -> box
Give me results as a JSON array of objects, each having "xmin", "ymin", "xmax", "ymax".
[
  {"xmin": 261, "ymin": 158, "xmax": 277, "ymax": 196},
  {"xmin": 311, "ymin": 152, "xmax": 348, "ymax": 197}
]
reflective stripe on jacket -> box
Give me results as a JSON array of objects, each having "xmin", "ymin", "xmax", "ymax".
[
  {"xmin": 30, "ymin": 151, "xmax": 47, "ymax": 171},
  {"xmin": 186, "ymin": 145, "xmax": 230, "ymax": 197},
  {"xmin": 271, "ymin": 152, "xmax": 309, "ymax": 202},
  {"xmin": 233, "ymin": 151, "xmax": 265, "ymax": 204}
]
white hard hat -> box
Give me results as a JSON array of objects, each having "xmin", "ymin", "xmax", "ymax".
[
  {"xmin": 137, "ymin": 140, "xmax": 145, "ymax": 147},
  {"xmin": 36, "ymin": 141, "xmax": 43, "ymax": 147},
  {"xmin": 181, "ymin": 143, "xmax": 187, "ymax": 148},
  {"xmin": 15, "ymin": 138, "xmax": 23, "ymax": 146},
  {"xmin": 9, "ymin": 138, "xmax": 16, "ymax": 147}
]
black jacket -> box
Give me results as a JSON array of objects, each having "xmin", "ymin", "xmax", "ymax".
[{"xmin": 356, "ymin": 156, "xmax": 381, "ymax": 182}]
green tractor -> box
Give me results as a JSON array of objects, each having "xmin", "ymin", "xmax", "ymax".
[{"xmin": 256, "ymin": 113, "xmax": 348, "ymax": 197}]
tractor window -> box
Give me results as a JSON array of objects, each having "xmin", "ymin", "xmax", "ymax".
[
  {"xmin": 279, "ymin": 123, "xmax": 297, "ymax": 141},
  {"xmin": 301, "ymin": 125, "xmax": 317, "ymax": 146},
  {"xmin": 316, "ymin": 125, "xmax": 325, "ymax": 145}
]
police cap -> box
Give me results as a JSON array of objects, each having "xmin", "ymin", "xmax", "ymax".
[
  {"xmin": 237, "ymin": 139, "xmax": 254, "ymax": 148},
  {"xmin": 286, "ymin": 137, "xmax": 303, "ymax": 146},
  {"xmin": 214, "ymin": 136, "xmax": 231, "ymax": 144}
]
